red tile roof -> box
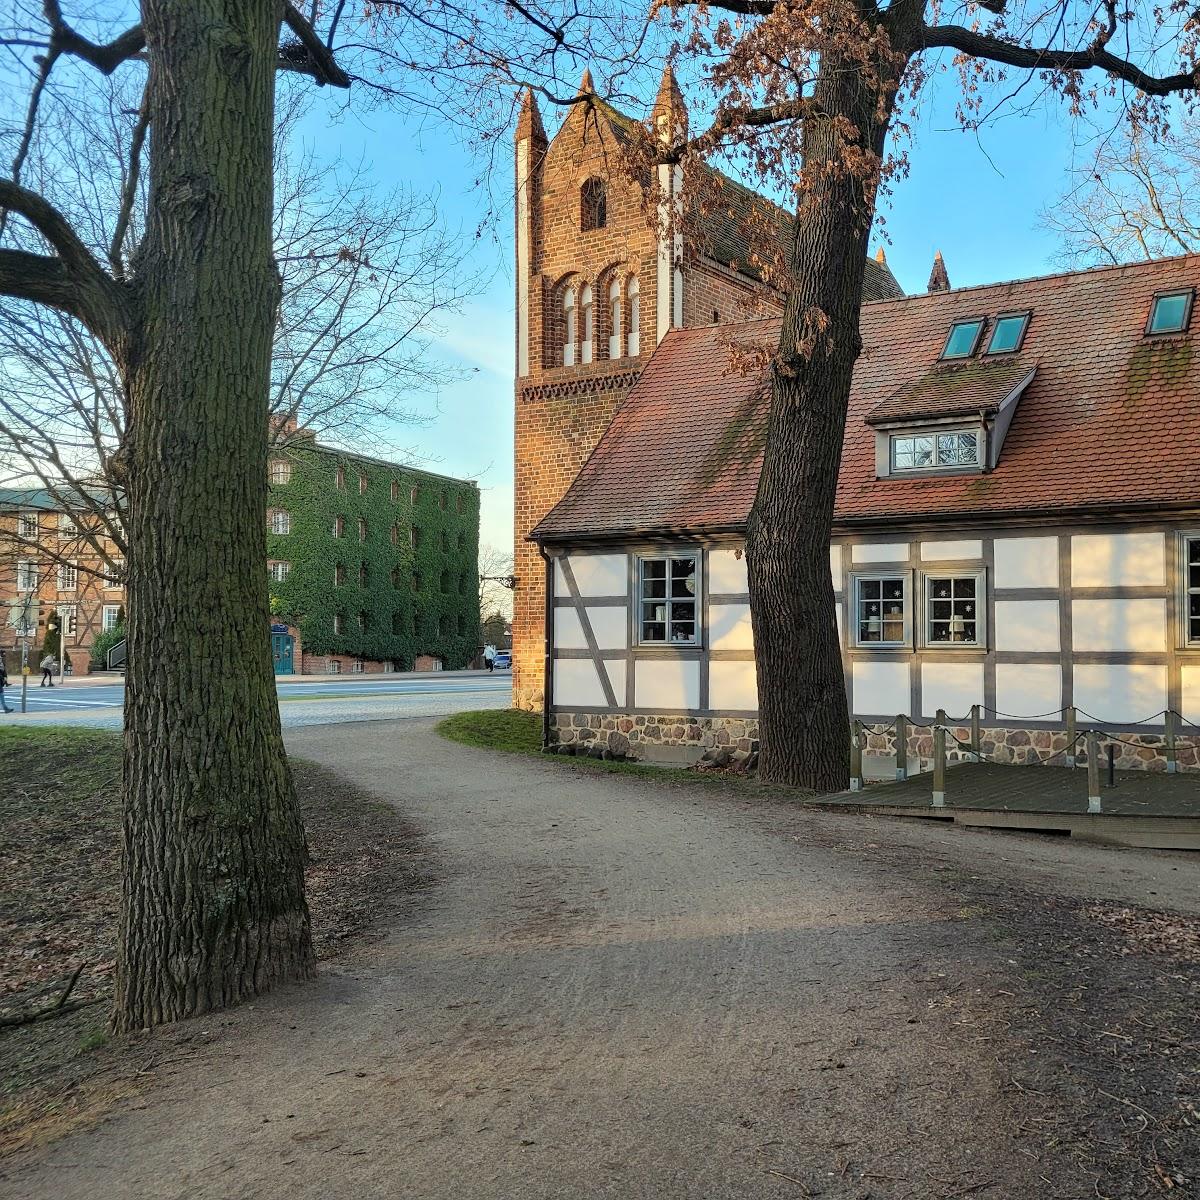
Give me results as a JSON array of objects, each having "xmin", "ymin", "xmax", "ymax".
[
  {"xmin": 865, "ymin": 358, "xmax": 1036, "ymax": 425},
  {"xmin": 531, "ymin": 254, "xmax": 1200, "ymax": 540}
]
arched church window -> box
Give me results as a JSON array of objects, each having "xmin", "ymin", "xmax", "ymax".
[
  {"xmin": 626, "ymin": 275, "xmax": 640, "ymax": 358},
  {"xmin": 608, "ymin": 277, "xmax": 621, "ymax": 359},
  {"xmin": 580, "ymin": 284, "xmax": 593, "ymax": 364},
  {"xmin": 562, "ymin": 287, "xmax": 576, "ymax": 366},
  {"xmin": 580, "ymin": 178, "xmax": 607, "ymax": 231}
]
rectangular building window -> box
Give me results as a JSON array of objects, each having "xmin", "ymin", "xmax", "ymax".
[
  {"xmin": 102, "ymin": 604, "xmax": 122, "ymax": 632},
  {"xmin": 638, "ymin": 554, "xmax": 699, "ymax": 645},
  {"xmin": 18, "ymin": 512, "xmax": 38, "ymax": 540},
  {"xmin": 16, "ymin": 560, "xmax": 38, "ymax": 591},
  {"xmin": 925, "ymin": 573, "xmax": 983, "ymax": 645},
  {"xmin": 271, "ymin": 510, "xmax": 291, "ymax": 535},
  {"xmin": 105, "ymin": 558, "xmax": 124, "ymax": 589},
  {"xmin": 328, "ymin": 657, "xmax": 341, "ymax": 674},
  {"xmin": 268, "ymin": 561, "xmax": 291, "ymax": 583},
  {"xmin": 58, "ymin": 513, "xmax": 78, "ymax": 538},
  {"xmin": 1185, "ymin": 536, "xmax": 1200, "ymax": 644},
  {"xmin": 57, "ymin": 562, "xmax": 78, "ymax": 591},
  {"xmin": 333, "ymin": 613, "xmax": 344, "ymax": 635},
  {"xmin": 891, "ymin": 431, "xmax": 979, "ymax": 471},
  {"xmin": 269, "ymin": 459, "xmax": 292, "ymax": 485},
  {"xmin": 854, "ymin": 575, "xmax": 909, "ymax": 646},
  {"xmin": 332, "ymin": 515, "xmax": 345, "ymax": 538}
]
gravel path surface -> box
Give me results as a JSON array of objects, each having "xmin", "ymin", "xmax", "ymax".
[{"xmin": 3, "ymin": 719, "xmax": 1197, "ymax": 1199}]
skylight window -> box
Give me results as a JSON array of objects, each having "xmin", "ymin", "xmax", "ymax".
[
  {"xmin": 1147, "ymin": 290, "xmax": 1193, "ymax": 335},
  {"xmin": 940, "ymin": 320, "xmax": 984, "ymax": 360},
  {"xmin": 985, "ymin": 312, "xmax": 1030, "ymax": 354}
]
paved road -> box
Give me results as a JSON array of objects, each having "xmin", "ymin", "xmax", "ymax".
[
  {"xmin": 0, "ymin": 672, "xmax": 512, "ymax": 728},
  {"xmin": 5, "ymin": 719, "xmax": 1197, "ymax": 1199}
]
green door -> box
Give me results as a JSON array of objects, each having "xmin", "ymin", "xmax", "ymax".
[{"xmin": 272, "ymin": 631, "xmax": 295, "ymax": 675}]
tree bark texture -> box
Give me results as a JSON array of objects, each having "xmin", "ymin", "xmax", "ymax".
[
  {"xmin": 745, "ymin": 49, "xmax": 901, "ymax": 792},
  {"xmin": 114, "ymin": 0, "xmax": 314, "ymax": 1031}
]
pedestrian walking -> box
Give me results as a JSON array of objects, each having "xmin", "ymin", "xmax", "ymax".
[
  {"xmin": 39, "ymin": 653, "xmax": 56, "ymax": 687},
  {"xmin": 483, "ymin": 644, "xmax": 496, "ymax": 673},
  {"xmin": 0, "ymin": 658, "xmax": 11, "ymax": 713}
]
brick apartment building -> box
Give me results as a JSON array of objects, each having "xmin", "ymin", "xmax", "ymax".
[
  {"xmin": 511, "ymin": 67, "xmax": 901, "ymax": 707},
  {"xmin": 0, "ymin": 488, "xmax": 125, "ymax": 675},
  {"xmin": 2, "ymin": 440, "xmax": 481, "ymax": 676}
]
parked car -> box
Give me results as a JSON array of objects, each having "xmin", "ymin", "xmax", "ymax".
[{"xmin": 493, "ymin": 651, "xmax": 512, "ymax": 669}]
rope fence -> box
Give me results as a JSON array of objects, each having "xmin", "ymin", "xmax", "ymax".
[{"xmin": 847, "ymin": 703, "xmax": 1195, "ymax": 813}]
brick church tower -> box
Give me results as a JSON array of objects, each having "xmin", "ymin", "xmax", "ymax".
[{"xmin": 511, "ymin": 68, "xmax": 901, "ymax": 707}]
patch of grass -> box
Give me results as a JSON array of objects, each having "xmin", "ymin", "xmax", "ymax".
[
  {"xmin": 436, "ymin": 709, "xmax": 754, "ymax": 788},
  {"xmin": 76, "ymin": 1029, "xmax": 108, "ymax": 1054}
]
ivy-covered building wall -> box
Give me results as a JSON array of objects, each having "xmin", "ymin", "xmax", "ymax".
[{"xmin": 266, "ymin": 442, "xmax": 480, "ymax": 672}]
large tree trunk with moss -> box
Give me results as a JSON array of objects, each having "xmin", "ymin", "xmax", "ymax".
[
  {"xmin": 745, "ymin": 51, "xmax": 900, "ymax": 792},
  {"xmin": 114, "ymin": 0, "xmax": 313, "ymax": 1032}
]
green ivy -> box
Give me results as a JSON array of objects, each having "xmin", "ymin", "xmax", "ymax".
[{"xmin": 266, "ymin": 445, "xmax": 480, "ymax": 670}]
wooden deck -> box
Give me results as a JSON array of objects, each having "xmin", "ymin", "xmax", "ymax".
[{"xmin": 812, "ymin": 762, "xmax": 1200, "ymax": 849}]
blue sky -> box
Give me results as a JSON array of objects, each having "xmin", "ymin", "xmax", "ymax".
[{"xmin": 294, "ymin": 69, "xmax": 1093, "ymax": 556}]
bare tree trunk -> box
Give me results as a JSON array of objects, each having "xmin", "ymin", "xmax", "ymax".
[
  {"xmin": 746, "ymin": 54, "xmax": 897, "ymax": 792},
  {"xmin": 114, "ymin": 0, "xmax": 313, "ymax": 1031}
]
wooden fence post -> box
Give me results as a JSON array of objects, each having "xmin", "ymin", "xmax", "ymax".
[
  {"xmin": 970, "ymin": 704, "xmax": 981, "ymax": 763},
  {"xmin": 1165, "ymin": 710, "xmax": 1178, "ymax": 775},
  {"xmin": 895, "ymin": 715, "xmax": 907, "ymax": 782},
  {"xmin": 1066, "ymin": 706, "xmax": 1077, "ymax": 769},
  {"xmin": 932, "ymin": 724, "xmax": 946, "ymax": 807},
  {"xmin": 850, "ymin": 720, "xmax": 863, "ymax": 792},
  {"xmin": 1086, "ymin": 730, "xmax": 1101, "ymax": 813}
]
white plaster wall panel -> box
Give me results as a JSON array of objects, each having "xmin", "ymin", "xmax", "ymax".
[
  {"xmin": 1182, "ymin": 665, "xmax": 1200, "ymax": 725},
  {"xmin": 586, "ymin": 606, "xmax": 628, "ymax": 650},
  {"xmin": 993, "ymin": 536, "xmax": 1058, "ymax": 589},
  {"xmin": 560, "ymin": 553, "xmax": 629, "ymax": 596},
  {"xmin": 1072, "ymin": 599, "xmax": 1167, "ymax": 652},
  {"xmin": 994, "ymin": 600, "xmax": 1060, "ymax": 652},
  {"xmin": 851, "ymin": 660, "xmax": 910, "ymax": 718},
  {"xmin": 829, "ymin": 545, "xmax": 843, "ymax": 591},
  {"xmin": 553, "ymin": 607, "xmax": 587, "ymax": 650},
  {"xmin": 920, "ymin": 661, "xmax": 985, "ymax": 719},
  {"xmin": 554, "ymin": 659, "xmax": 608, "ymax": 707},
  {"xmin": 995, "ymin": 664, "xmax": 1062, "ymax": 719},
  {"xmin": 709, "ymin": 603, "xmax": 754, "ymax": 651},
  {"xmin": 851, "ymin": 542, "xmax": 909, "ymax": 563},
  {"xmin": 634, "ymin": 659, "xmax": 701, "ymax": 710},
  {"xmin": 1071, "ymin": 532, "xmax": 1165, "ymax": 588},
  {"xmin": 601, "ymin": 659, "xmax": 626, "ymax": 706},
  {"xmin": 708, "ymin": 548, "xmax": 748, "ymax": 595},
  {"xmin": 920, "ymin": 540, "xmax": 982, "ymax": 561},
  {"xmin": 835, "ymin": 602, "xmax": 844, "ymax": 646},
  {"xmin": 1073, "ymin": 664, "xmax": 1167, "ymax": 725},
  {"xmin": 709, "ymin": 660, "xmax": 758, "ymax": 712}
]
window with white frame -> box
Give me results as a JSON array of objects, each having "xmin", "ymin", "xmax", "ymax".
[
  {"xmin": 16, "ymin": 560, "xmax": 38, "ymax": 591},
  {"xmin": 57, "ymin": 561, "xmax": 78, "ymax": 591},
  {"xmin": 271, "ymin": 509, "xmax": 291, "ymax": 535},
  {"xmin": 925, "ymin": 573, "xmax": 983, "ymax": 645},
  {"xmin": 854, "ymin": 575, "xmax": 909, "ymax": 646},
  {"xmin": 1184, "ymin": 535, "xmax": 1200, "ymax": 644},
  {"xmin": 891, "ymin": 430, "xmax": 979, "ymax": 472},
  {"xmin": 269, "ymin": 459, "xmax": 292, "ymax": 485},
  {"xmin": 104, "ymin": 558, "xmax": 124, "ymax": 588},
  {"xmin": 580, "ymin": 283, "xmax": 593, "ymax": 364},
  {"xmin": 626, "ymin": 276, "xmax": 640, "ymax": 357},
  {"xmin": 328, "ymin": 658, "xmax": 341, "ymax": 674},
  {"xmin": 102, "ymin": 604, "xmax": 122, "ymax": 632},
  {"xmin": 638, "ymin": 554, "xmax": 699, "ymax": 645},
  {"xmin": 268, "ymin": 561, "xmax": 291, "ymax": 583},
  {"xmin": 18, "ymin": 511, "xmax": 39, "ymax": 539},
  {"xmin": 333, "ymin": 613, "xmax": 344, "ymax": 635},
  {"xmin": 58, "ymin": 513, "xmax": 78, "ymax": 538},
  {"xmin": 607, "ymin": 277, "xmax": 621, "ymax": 359}
]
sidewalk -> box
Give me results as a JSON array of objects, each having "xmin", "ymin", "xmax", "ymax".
[{"xmin": 18, "ymin": 667, "xmax": 509, "ymax": 688}]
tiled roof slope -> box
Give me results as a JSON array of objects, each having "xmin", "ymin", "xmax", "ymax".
[
  {"xmin": 532, "ymin": 254, "xmax": 1200, "ymax": 539},
  {"xmin": 866, "ymin": 358, "xmax": 1036, "ymax": 424}
]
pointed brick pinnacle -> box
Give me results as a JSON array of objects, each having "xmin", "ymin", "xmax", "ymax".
[
  {"xmin": 927, "ymin": 249, "xmax": 951, "ymax": 293},
  {"xmin": 516, "ymin": 86, "xmax": 547, "ymax": 145},
  {"xmin": 874, "ymin": 247, "xmax": 887, "ymax": 264},
  {"xmin": 579, "ymin": 66, "xmax": 594, "ymax": 94},
  {"xmin": 652, "ymin": 62, "xmax": 688, "ymax": 140}
]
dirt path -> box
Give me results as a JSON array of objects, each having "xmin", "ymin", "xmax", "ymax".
[{"xmin": 3, "ymin": 719, "xmax": 1198, "ymax": 1199}]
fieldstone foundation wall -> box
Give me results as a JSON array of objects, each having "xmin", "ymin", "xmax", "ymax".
[
  {"xmin": 550, "ymin": 712, "xmax": 1200, "ymax": 772},
  {"xmin": 860, "ymin": 723, "xmax": 1200, "ymax": 773},
  {"xmin": 550, "ymin": 713, "xmax": 760, "ymax": 760}
]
